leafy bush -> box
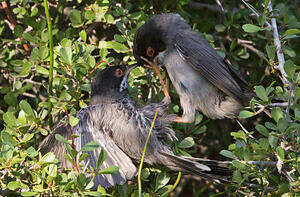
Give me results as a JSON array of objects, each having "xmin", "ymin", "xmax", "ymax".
[{"xmin": 0, "ymin": 0, "xmax": 299, "ymax": 196}]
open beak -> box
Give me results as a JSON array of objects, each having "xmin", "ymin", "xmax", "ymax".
[{"xmin": 119, "ymin": 63, "xmax": 139, "ymax": 92}]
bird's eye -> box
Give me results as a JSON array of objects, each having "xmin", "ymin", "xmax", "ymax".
[
  {"xmin": 115, "ymin": 68, "xmax": 123, "ymax": 78},
  {"xmin": 146, "ymin": 46, "xmax": 155, "ymax": 57}
]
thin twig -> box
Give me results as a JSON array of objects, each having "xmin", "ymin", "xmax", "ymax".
[
  {"xmin": 1, "ymin": 1, "xmax": 29, "ymax": 53},
  {"xmin": 241, "ymin": 0, "xmax": 272, "ymax": 28},
  {"xmin": 267, "ymin": 1, "xmax": 289, "ymax": 85},
  {"xmin": 43, "ymin": 0, "xmax": 54, "ymax": 128},
  {"xmin": 236, "ymin": 119, "xmax": 256, "ymax": 140},
  {"xmin": 138, "ymin": 109, "xmax": 158, "ymax": 197},
  {"xmin": 225, "ymin": 36, "xmax": 268, "ymax": 62}
]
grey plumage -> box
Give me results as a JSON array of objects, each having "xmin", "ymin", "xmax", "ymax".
[
  {"xmin": 39, "ymin": 65, "xmax": 232, "ymax": 189},
  {"xmin": 133, "ymin": 13, "xmax": 250, "ymax": 122}
]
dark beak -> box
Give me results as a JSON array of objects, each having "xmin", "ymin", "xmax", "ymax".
[{"xmin": 119, "ymin": 63, "xmax": 139, "ymax": 92}]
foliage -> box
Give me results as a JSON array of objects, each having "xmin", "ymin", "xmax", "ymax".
[{"xmin": 0, "ymin": 0, "xmax": 299, "ymax": 196}]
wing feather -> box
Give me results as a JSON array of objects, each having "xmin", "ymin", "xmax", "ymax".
[{"xmin": 174, "ymin": 32, "xmax": 247, "ymax": 104}]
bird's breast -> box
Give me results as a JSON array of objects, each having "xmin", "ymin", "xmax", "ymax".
[{"xmin": 163, "ymin": 50, "xmax": 219, "ymax": 99}]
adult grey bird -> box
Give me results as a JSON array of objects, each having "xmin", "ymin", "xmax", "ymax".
[
  {"xmin": 133, "ymin": 13, "xmax": 250, "ymax": 123},
  {"xmin": 39, "ymin": 65, "xmax": 231, "ymax": 188}
]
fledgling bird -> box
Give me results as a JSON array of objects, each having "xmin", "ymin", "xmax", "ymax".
[
  {"xmin": 39, "ymin": 65, "xmax": 232, "ymax": 188},
  {"xmin": 133, "ymin": 13, "xmax": 251, "ymax": 123}
]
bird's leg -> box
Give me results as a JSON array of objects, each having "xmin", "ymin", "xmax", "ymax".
[
  {"xmin": 173, "ymin": 116, "xmax": 193, "ymax": 123},
  {"xmin": 141, "ymin": 56, "xmax": 170, "ymax": 100}
]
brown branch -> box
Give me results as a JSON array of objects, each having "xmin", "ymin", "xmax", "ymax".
[{"xmin": 1, "ymin": 1, "xmax": 30, "ymax": 53}]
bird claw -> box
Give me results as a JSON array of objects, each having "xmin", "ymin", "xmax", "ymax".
[{"xmin": 161, "ymin": 96, "xmax": 171, "ymax": 106}]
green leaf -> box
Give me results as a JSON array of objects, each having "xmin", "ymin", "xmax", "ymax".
[
  {"xmin": 38, "ymin": 46, "xmax": 49, "ymax": 60},
  {"xmin": 79, "ymin": 153, "xmax": 89, "ymax": 163},
  {"xmin": 255, "ymin": 85, "xmax": 267, "ymax": 101},
  {"xmin": 21, "ymin": 192, "xmax": 37, "ymax": 196},
  {"xmin": 271, "ymin": 107, "xmax": 284, "ymax": 123},
  {"xmin": 155, "ymin": 172, "xmax": 170, "ymax": 191},
  {"xmin": 85, "ymin": 180, "xmax": 94, "ymax": 190},
  {"xmin": 178, "ymin": 137, "xmax": 194, "ymax": 149},
  {"xmin": 266, "ymin": 45, "xmax": 276, "ymax": 60},
  {"xmin": 8, "ymin": 181, "xmax": 20, "ymax": 190},
  {"xmin": 238, "ymin": 110, "xmax": 254, "ymax": 119},
  {"xmin": 4, "ymin": 93, "xmax": 17, "ymax": 106},
  {"xmin": 99, "ymin": 166, "xmax": 119, "ymax": 174},
  {"xmin": 232, "ymin": 160, "xmax": 246, "ymax": 169},
  {"xmin": 14, "ymin": 25, "xmax": 23, "ymax": 37},
  {"xmin": 265, "ymin": 122, "xmax": 277, "ymax": 130},
  {"xmin": 106, "ymin": 41, "xmax": 129, "ymax": 53},
  {"xmin": 20, "ymin": 100, "xmax": 35, "ymax": 117},
  {"xmin": 41, "ymin": 152, "xmax": 56, "ymax": 163},
  {"xmin": 22, "ymin": 133, "xmax": 34, "ymax": 143},
  {"xmin": 284, "ymin": 60, "xmax": 295, "ymax": 78},
  {"xmin": 70, "ymin": 9, "xmax": 83, "ymax": 28},
  {"xmin": 48, "ymin": 163, "xmax": 57, "ymax": 177},
  {"xmin": 268, "ymin": 133, "xmax": 278, "ymax": 148},
  {"xmin": 104, "ymin": 14, "xmax": 114, "ymax": 24},
  {"xmin": 36, "ymin": 66, "xmax": 49, "ymax": 75},
  {"xmin": 60, "ymin": 47, "xmax": 73, "ymax": 65},
  {"xmin": 3, "ymin": 111, "xmax": 17, "ymax": 126},
  {"xmin": 70, "ymin": 116, "xmax": 79, "ymax": 127},
  {"xmin": 276, "ymin": 146, "xmax": 284, "ymax": 160},
  {"xmin": 284, "ymin": 29, "xmax": 300, "ymax": 36},
  {"xmin": 96, "ymin": 149, "xmax": 107, "ymax": 169},
  {"xmin": 294, "ymin": 87, "xmax": 300, "ymax": 102},
  {"xmin": 255, "ymin": 124, "xmax": 269, "ymax": 137},
  {"xmin": 141, "ymin": 168, "xmax": 150, "ymax": 180},
  {"xmin": 55, "ymin": 134, "xmax": 71, "ymax": 145},
  {"xmin": 232, "ymin": 170, "xmax": 243, "ymax": 184},
  {"xmin": 79, "ymin": 30, "xmax": 87, "ymax": 42},
  {"xmin": 215, "ymin": 24, "xmax": 226, "ymax": 32},
  {"xmin": 77, "ymin": 173, "xmax": 86, "ymax": 189},
  {"xmin": 219, "ymin": 150, "xmax": 234, "ymax": 159},
  {"xmin": 1, "ymin": 131, "xmax": 18, "ymax": 146},
  {"xmin": 81, "ymin": 141, "xmax": 100, "ymax": 152},
  {"xmin": 277, "ymin": 118, "xmax": 288, "ymax": 133},
  {"xmin": 114, "ymin": 34, "xmax": 126, "ymax": 43},
  {"xmin": 193, "ymin": 125, "xmax": 207, "ymax": 135},
  {"xmin": 242, "ymin": 24, "xmax": 261, "ymax": 33},
  {"xmin": 22, "ymin": 32, "xmax": 37, "ymax": 43},
  {"xmin": 295, "ymin": 108, "xmax": 300, "ymax": 121}
]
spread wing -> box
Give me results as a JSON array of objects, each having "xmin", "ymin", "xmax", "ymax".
[
  {"xmin": 174, "ymin": 31, "xmax": 247, "ymax": 104},
  {"xmin": 39, "ymin": 107, "xmax": 137, "ymax": 188}
]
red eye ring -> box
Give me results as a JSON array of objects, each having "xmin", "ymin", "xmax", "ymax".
[
  {"xmin": 146, "ymin": 46, "xmax": 155, "ymax": 57},
  {"xmin": 115, "ymin": 68, "xmax": 123, "ymax": 78}
]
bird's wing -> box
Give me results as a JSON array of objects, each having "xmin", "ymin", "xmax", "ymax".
[
  {"xmin": 40, "ymin": 107, "xmax": 137, "ymax": 188},
  {"xmin": 174, "ymin": 31, "xmax": 246, "ymax": 104}
]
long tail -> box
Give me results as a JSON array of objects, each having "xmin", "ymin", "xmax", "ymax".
[{"xmin": 159, "ymin": 151, "xmax": 232, "ymax": 183}]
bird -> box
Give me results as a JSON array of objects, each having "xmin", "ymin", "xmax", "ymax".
[
  {"xmin": 133, "ymin": 13, "xmax": 251, "ymax": 123},
  {"xmin": 39, "ymin": 65, "xmax": 232, "ymax": 188}
]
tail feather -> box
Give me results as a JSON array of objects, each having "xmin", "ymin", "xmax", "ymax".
[{"xmin": 159, "ymin": 151, "xmax": 232, "ymax": 183}]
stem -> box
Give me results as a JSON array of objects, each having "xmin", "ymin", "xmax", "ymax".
[
  {"xmin": 169, "ymin": 172, "xmax": 182, "ymax": 194},
  {"xmin": 43, "ymin": 0, "xmax": 54, "ymax": 128},
  {"xmin": 138, "ymin": 109, "xmax": 158, "ymax": 197}
]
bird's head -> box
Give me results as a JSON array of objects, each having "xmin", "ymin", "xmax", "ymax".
[
  {"xmin": 91, "ymin": 65, "xmax": 137, "ymax": 102},
  {"xmin": 133, "ymin": 20, "xmax": 166, "ymax": 66}
]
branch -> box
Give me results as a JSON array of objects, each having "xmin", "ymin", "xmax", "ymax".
[
  {"xmin": 225, "ymin": 36, "xmax": 268, "ymax": 62},
  {"xmin": 1, "ymin": 1, "xmax": 30, "ymax": 53},
  {"xmin": 268, "ymin": 1, "xmax": 289, "ymax": 85},
  {"xmin": 241, "ymin": 0, "xmax": 272, "ymax": 28}
]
